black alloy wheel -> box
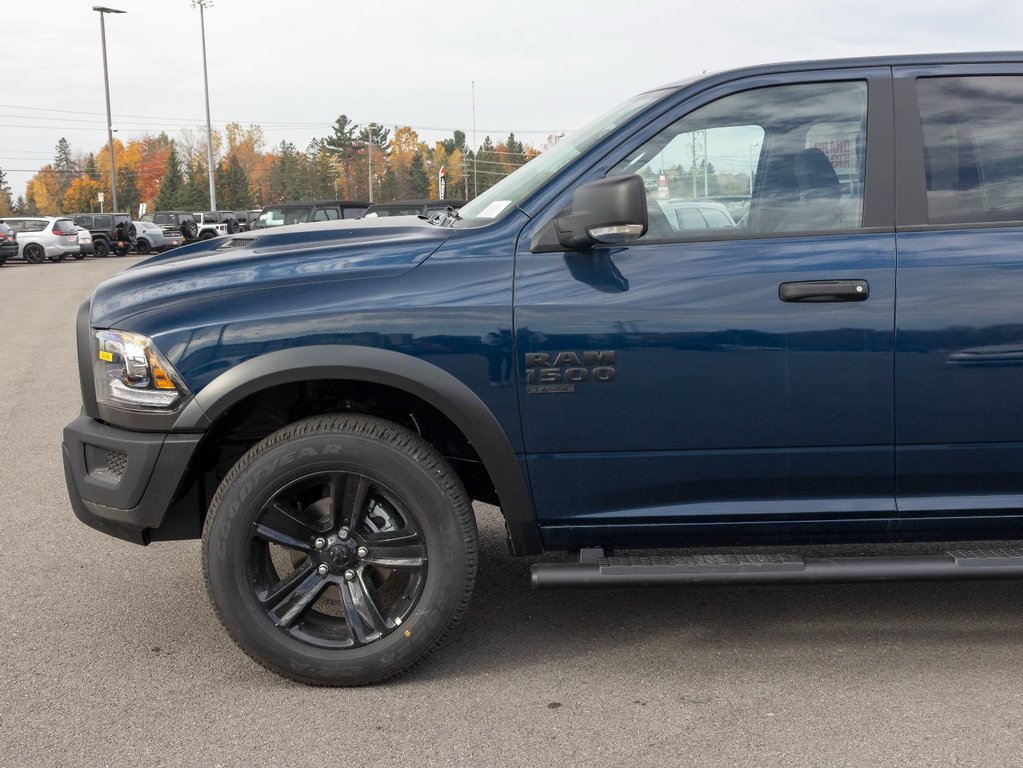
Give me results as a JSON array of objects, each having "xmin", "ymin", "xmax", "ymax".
[
  {"xmin": 202, "ymin": 415, "xmax": 478, "ymax": 686},
  {"xmin": 134, "ymin": 238, "xmax": 151, "ymax": 255},
  {"xmin": 22, "ymin": 243, "xmax": 44, "ymax": 264},
  {"xmin": 93, "ymin": 238, "xmax": 110, "ymax": 258}
]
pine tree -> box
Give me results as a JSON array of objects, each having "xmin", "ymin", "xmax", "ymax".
[
  {"xmin": 83, "ymin": 154, "xmax": 99, "ymax": 181},
  {"xmin": 305, "ymin": 140, "xmax": 337, "ymax": 199},
  {"xmin": 53, "ymin": 137, "xmax": 77, "ymax": 200},
  {"xmin": 116, "ymin": 166, "xmax": 141, "ymax": 216},
  {"xmin": 180, "ymin": 161, "xmax": 209, "ymax": 210},
  {"xmin": 409, "ymin": 153, "xmax": 429, "ymax": 198},
  {"xmin": 154, "ymin": 144, "xmax": 184, "ymax": 210},
  {"xmin": 277, "ymin": 141, "xmax": 306, "ymax": 202},
  {"xmin": 441, "ymin": 131, "xmax": 466, "ymax": 156},
  {"xmin": 0, "ymin": 168, "xmax": 13, "ymax": 216},
  {"xmin": 358, "ymin": 124, "xmax": 390, "ymax": 154},
  {"xmin": 504, "ymin": 133, "xmax": 525, "ymax": 171},
  {"xmin": 476, "ymin": 136, "xmax": 501, "ymax": 195},
  {"xmin": 217, "ymin": 155, "xmax": 250, "ymax": 210}
]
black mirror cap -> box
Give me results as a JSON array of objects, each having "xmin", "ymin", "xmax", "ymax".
[{"xmin": 554, "ymin": 174, "xmax": 648, "ymax": 250}]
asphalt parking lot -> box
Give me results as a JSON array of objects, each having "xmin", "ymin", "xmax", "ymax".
[{"xmin": 2, "ymin": 256, "xmax": 1023, "ymax": 767}]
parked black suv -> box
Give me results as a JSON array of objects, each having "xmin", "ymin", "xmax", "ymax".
[
  {"xmin": 251, "ymin": 200, "xmax": 369, "ymax": 229},
  {"xmin": 0, "ymin": 222, "xmax": 16, "ymax": 266},
  {"xmin": 73, "ymin": 213, "xmax": 132, "ymax": 258}
]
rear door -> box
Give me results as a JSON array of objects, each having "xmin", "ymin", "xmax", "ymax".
[
  {"xmin": 894, "ymin": 65, "xmax": 1023, "ymax": 528},
  {"xmin": 514, "ymin": 69, "xmax": 898, "ymax": 546}
]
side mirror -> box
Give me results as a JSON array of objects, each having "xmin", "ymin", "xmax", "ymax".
[{"xmin": 554, "ymin": 174, "xmax": 647, "ymax": 250}]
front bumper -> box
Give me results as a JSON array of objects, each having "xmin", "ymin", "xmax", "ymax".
[{"xmin": 62, "ymin": 413, "xmax": 202, "ymax": 544}]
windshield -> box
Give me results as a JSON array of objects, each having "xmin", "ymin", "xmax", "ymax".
[{"xmin": 457, "ymin": 88, "xmax": 671, "ymax": 224}]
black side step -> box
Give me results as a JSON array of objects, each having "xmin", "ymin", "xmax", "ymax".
[{"xmin": 530, "ymin": 548, "xmax": 1023, "ymax": 589}]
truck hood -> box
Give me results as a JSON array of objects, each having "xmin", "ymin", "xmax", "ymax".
[{"xmin": 90, "ymin": 217, "xmax": 453, "ymax": 327}]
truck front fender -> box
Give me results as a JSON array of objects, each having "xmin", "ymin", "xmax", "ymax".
[{"xmin": 174, "ymin": 345, "xmax": 542, "ymax": 555}]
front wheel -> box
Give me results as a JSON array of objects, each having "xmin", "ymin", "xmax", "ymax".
[{"xmin": 202, "ymin": 414, "xmax": 478, "ymax": 686}]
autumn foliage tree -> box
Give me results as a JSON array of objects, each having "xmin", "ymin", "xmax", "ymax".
[{"xmin": 16, "ymin": 114, "xmax": 542, "ymax": 215}]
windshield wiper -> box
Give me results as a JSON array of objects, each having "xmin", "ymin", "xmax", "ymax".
[{"xmin": 434, "ymin": 206, "xmax": 462, "ymax": 227}]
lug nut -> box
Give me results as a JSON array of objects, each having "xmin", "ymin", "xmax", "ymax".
[
  {"xmin": 343, "ymin": 569, "xmax": 356, "ymax": 582},
  {"xmin": 357, "ymin": 546, "xmax": 369, "ymax": 558},
  {"xmin": 338, "ymin": 527, "xmax": 350, "ymax": 540},
  {"xmin": 314, "ymin": 537, "xmax": 326, "ymax": 549},
  {"xmin": 317, "ymin": 564, "xmax": 329, "ymax": 576}
]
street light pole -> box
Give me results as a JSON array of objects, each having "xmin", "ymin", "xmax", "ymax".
[
  {"xmin": 193, "ymin": 0, "xmax": 217, "ymax": 210},
  {"xmin": 93, "ymin": 6, "xmax": 125, "ymax": 213},
  {"xmin": 367, "ymin": 123, "xmax": 376, "ymax": 203}
]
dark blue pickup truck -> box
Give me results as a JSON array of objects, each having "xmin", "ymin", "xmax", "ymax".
[{"xmin": 64, "ymin": 52, "xmax": 1023, "ymax": 685}]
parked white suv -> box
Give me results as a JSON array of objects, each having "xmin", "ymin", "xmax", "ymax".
[
  {"xmin": 192, "ymin": 212, "xmax": 229, "ymax": 240},
  {"xmin": 0, "ymin": 217, "xmax": 79, "ymax": 263}
]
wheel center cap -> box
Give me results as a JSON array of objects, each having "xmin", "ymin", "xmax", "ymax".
[{"xmin": 326, "ymin": 545, "xmax": 351, "ymax": 568}]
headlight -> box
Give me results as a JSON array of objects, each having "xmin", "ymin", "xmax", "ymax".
[{"xmin": 93, "ymin": 330, "xmax": 189, "ymax": 409}]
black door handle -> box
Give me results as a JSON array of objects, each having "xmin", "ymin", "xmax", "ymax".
[{"xmin": 779, "ymin": 280, "xmax": 869, "ymax": 303}]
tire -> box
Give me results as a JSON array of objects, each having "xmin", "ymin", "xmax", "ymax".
[
  {"xmin": 23, "ymin": 243, "xmax": 44, "ymax": 264},
  {"xmin": 134, "ymin": 238, "xmax": 151, "ymax": 255},
  {"xmin": 48, "ymin": 252, "xmax": 66, "ymax": 263},
  {"xmin": 199, "ymin": 231, "xmax": 215, "ymax": 240},
  {"xmin": 227, "ymin": 218, "xmax": 240, "ymax": 235},
  {"xmin": 181, "ymin": 220, "xmax": 198, "ymax": 240},
  {"xmin": 73, "ymin": 251, "xmax": 86, "ymax": 260},
  {"xmin": 127, "ymin": 223, "xmax": 137, "ymax": 241},
  {"xmin": 93, "ymin": 238, "xmax": 110, "ymax": 258},
  {"xmin": 202, "ymin": 414, "xmax": 478, "ymax": 686}
]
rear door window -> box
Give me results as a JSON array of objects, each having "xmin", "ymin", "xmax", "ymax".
[{"xmin": 916, "ymin": 75, "xmax": 1023, "ymax": 225}]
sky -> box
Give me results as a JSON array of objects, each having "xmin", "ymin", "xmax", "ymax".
[{"xmin": 3, "ymin": 0, "xmax": 1022, "ymax": 198}]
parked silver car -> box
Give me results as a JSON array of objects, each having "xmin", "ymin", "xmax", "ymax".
[
  {"xmin": 75, "ymin": 226, "xmax": 93, "ymax": 258},
  {"xmin": 128, "ymin": 220, "xmax": 181, "ymax": 254},
  {"xmin": 0, "ymin": 217, "xmax": 79, "ymax": 263}
]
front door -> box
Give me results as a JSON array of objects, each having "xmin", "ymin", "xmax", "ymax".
[{"xmin": 514, "ymin": 72, "xmax": 897, "ymax": 547}]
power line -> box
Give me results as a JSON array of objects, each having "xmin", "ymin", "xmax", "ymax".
[{"xmin": 0, "ymin": 104, "xmax": 563, "ymax": 135}]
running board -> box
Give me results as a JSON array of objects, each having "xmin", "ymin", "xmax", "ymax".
[{"xmin": 530, "ymin": 548, "xmax": 1023, "ymax": 589}]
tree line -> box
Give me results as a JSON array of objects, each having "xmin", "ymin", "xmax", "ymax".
[{"xmin": 0, "ymin": 117, "xmax": 543, "ymax": 217}]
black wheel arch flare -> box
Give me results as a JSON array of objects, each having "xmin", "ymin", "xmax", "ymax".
[{"xmin": 174, "ymin": 345, "xmax": 542, "ymax": 555}]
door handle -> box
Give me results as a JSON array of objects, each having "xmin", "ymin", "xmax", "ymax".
[{"xmin": 779, "ymin": 280, "xmax": 869, "ymax": 303}]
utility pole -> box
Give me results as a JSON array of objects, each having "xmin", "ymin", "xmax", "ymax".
[
  {"xmin": 472, "ymin": 81, "xmax": 478, "ymax": 199},
  {"xmin": 367, "ymin": 123, "xmax": 376, "ymax": 202},
  {"xmin": 193, "ymin": 0, "xmax": 217, "ymax": 210},
  {"xmin": 93, "ymin": 6, "xmax": 126, "ymax": 212}
]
